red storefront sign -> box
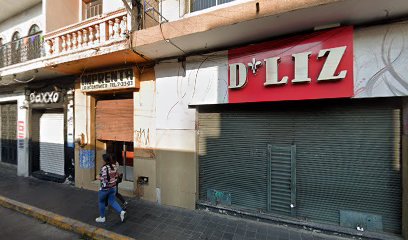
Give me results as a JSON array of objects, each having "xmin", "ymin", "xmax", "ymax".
[{"xmin": 228, "ymin": 26, "xmax": 354, "ymax": 103}]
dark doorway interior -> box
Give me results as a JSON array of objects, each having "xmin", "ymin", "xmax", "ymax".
[{"xmin": 106, "ymin": 141, "xmax": 134, "ymax": 182}]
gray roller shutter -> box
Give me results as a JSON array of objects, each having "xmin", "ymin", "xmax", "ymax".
[
  {"xmin": 40, "ymin": 113, "xmax": 65, "ymax": 176},
  {"xmin": 198, "ymin": 101, "xmax": 401, "ymax": 234}
]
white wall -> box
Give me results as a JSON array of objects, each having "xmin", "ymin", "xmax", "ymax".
[
  {"xmin": 154, "ymin": 52, "xmax": 228, "ymax": 123},
  {"xmin": 0, "ymin": 3, "xmax": 43, "ymax": 43},
  {"xmin": 103, "ymin": 0, "xmax": 128, "ymax": 14},
  {"xmin": 161, "ymin": 0, "xmax": 184, "ymax": 21}
]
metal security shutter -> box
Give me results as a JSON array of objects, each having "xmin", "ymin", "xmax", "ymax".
[
  {"xmin": 0, "ymin": 103, "xmax": 17, "ymax": 164},
  {"xmin": 40, "ymin": 113, "xmax": 65, "ymax": 176},
  {"xmin": 198, "ymin": 101, "xmax": 401, "ymax": 234},
  {"xmin": 293, "ymin": 104, "xmax": 401, "ymax": 234}
]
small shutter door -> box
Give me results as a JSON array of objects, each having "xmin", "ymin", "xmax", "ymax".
[
  {"xmin": 40, "ymin": 113, "xmax": 64, "ymax": 176},
  {"xmin": 96, "ymin": 99, "xmax": 133, "ymax": 142},
  {"xmin": 268, "ymin": 145, "xmax": 296, "ymax": 216}
]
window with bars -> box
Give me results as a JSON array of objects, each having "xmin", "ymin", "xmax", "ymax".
[
  {"xmin": 191, "ymin": 0, "xmax": 236, "ymax": 12},
  {"xmin": 86, "ymin": 0, "xmax": 103, "ymax": 19}
]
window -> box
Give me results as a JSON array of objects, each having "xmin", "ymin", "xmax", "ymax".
[
  {"xmin": 85, "ymin": 0, "xmax": 103, "ymax": 19},
  {"xmin": 191, "ymin": 0, "xmax": 236, "ymax": 12},
  {"xmin": 28, "ymin": 24, "xmax": 41, "ymax": 36}
]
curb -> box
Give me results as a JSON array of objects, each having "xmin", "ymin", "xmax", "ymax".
[{"xmin": 0, "ymin": 195, "xmax": 135, "ymax": 240}]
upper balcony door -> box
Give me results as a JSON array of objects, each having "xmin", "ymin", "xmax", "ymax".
[
  {"xmin": 85, "ymin": 0, "xmax": 103, "ymax": 19},
  {"xmin": 11, "ymin": 32, "xmax": 21, "ymax": 65},
  {"xmin": 27, "ymin": 24, "xmax": 42, "ymax": 61}
]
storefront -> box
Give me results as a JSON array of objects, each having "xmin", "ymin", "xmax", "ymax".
[
  {"xmin": 77, "ymin": 66, "xmax": 138, "ymax": 187},
  {"xmin": 192, "ymin": 25, "xmax": 404, "ymax": 235},
  {"xmin": 29, "ymin": 79, "xmax": 74, "ymax": 183}
]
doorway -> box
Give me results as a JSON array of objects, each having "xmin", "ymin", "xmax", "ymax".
[{"xmin": 106, "ymin": 141, "xmax": 134, "ymax": 182}]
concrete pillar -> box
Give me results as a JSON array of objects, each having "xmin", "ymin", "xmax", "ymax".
[{"xmin": 17, "ymin": 96, "xmax": 29, "ymax": 177}]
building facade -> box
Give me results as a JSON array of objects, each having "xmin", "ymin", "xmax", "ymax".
[{"xmin": 0, "ymin": 0, "xmax": 408, "ymax": 239}]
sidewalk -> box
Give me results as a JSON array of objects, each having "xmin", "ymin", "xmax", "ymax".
[{"xmin": 0, "ymin": 164, "xmax": 352, "ymax": 240}]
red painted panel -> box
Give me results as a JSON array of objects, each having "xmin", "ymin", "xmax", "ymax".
[{"xmin": 228, "ymin": 26, "xmax": 354, "ymax": 103}]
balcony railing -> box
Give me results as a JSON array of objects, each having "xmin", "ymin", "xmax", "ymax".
[
  {"xmin": 44, "ymin": 9, "xmax": 129, "ymax": 56},
  {"xmin": 0, "ymin": 33, "xmax": 44, "ymax": 68}
]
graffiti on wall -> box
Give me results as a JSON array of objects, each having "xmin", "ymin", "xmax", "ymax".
[
  {"xmin": 207, "ymin": 189, "xmax": 232, "ymax": 206},
  {"xmin": 135, "ymin": 128, "xmax": 150, "ymax": 146}
]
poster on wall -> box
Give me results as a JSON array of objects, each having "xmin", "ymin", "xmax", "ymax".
[
  {"xmin": 80, "ymin": 67, "xmax": 139, "ymax": 92},
  {"xmin": 79, "ymin": 149, "xmax": 95, "ymax": 169}
]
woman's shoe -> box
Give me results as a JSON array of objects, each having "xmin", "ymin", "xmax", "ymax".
[
  {"xmin": 95, "ymin": 216, "xmax": 106, "ymax": 223},
  {"xmin": 120, "ymin": 211, "xmax": 126, "ymax": 222}
]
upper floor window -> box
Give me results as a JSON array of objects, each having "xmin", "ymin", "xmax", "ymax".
[
  {"xmin": 85, "ymin": 0, "xmax": 103, "ymax": 19},
  {"xmin": 12, "ymin": 31, "xmax": 21, "ymax": 42},
  {"xmin": 28, "ymin": 24, "xmax": 41, "ymax": 36},
  {"xmin": 191, "ymin": 0, "xmax": 236, "ymax": 12}
]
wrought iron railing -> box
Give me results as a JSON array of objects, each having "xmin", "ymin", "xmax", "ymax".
[{"xmin": 0, "ymin": 33, "xmax": 44, "ymax": 68}]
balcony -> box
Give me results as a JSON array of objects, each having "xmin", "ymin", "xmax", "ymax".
[
  {"xmin": 44, "ymin": 9, "xmax": 129, "ymax": 57},
  {"xmin": 0, "ymin": 33, "xmax": 44, "ymax": 68}
]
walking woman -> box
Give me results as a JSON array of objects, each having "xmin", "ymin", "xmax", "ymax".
[
  {"xmin": 105, "ymin": 154, "xmax": 128, "ymax": 210},
  {"xmin": 95, "ymin": 154, "xmax": 126, "ymax": 223}
]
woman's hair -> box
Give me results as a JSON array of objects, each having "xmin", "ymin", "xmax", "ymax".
[{"xmin": 102, "ymin": 153, "xmax": 114, "ymax": 169}]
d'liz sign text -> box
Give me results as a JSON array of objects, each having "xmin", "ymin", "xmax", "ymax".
[
  {"xmin": 228, "ymin": 27, "xmax": 354, "ymax": 103},
  {"xmin": 80, "ymin": 68, "xmax": 137, "ymax": 92}
]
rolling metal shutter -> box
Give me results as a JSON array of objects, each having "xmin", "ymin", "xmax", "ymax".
[
  {"xmin": 198, "ymin": 101, "xmax": 401, "ymax": 234},
  {"xmin": 0, "ymin": 103, "xmax": 17, "ymax": 165},
  {"xmin": 40, "ymin": 113, "xmax": 65, "ymax": 176},
  {"xmin": 96, "ymin": 99, "xmax": 133, "ymax": 142}
]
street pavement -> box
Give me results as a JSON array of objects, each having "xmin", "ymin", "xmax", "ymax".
[
  {"xmin": 0, "ymin": 163, "xmax": 353, "ymax": 240},
  {"xmin": 0, "ymin": 205, "xmax": 81, "ymax": 240}
]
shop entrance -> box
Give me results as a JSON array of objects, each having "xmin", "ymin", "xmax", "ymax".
[
  {"xmin": 95, "ymin": 94, "xmax": 134, "ymax": 182},
  {"xmin": 106, "ymin": 141, "xmax": 134, "ymax": 181}
]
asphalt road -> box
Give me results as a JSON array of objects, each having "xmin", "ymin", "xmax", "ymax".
[{"xmin": 0, "ymin": 206, "xmax": 82, "ymax": 240}]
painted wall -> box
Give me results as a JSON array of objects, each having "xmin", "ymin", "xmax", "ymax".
[
  {"xmin": 132, "ymin": 63, "xmax": 200, "ymax": 209},
  {"xmin": 161, "ymin": 0, "xmax": 185, "ymax": 21},
  {"xmin": 0, "ymin": 3, "xmax": 43, "ymax": 43},
  {"xmin": 45, "ymin": 0, "xmax": 79, "ymax": 33},
  {"xmin": 155, "ymin": 53, "xmax": 228, "ymax": 109},
  {"xmin": 103, "ymin": 0, "xmax": 127, "ymax": 14},
  {"xmin": 354, "ymin": 21, "xmax": 408, "ymax": 98},
  {"xmin": 74, "ymin": 81, "xmax": 97, "ymax": 190}
]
